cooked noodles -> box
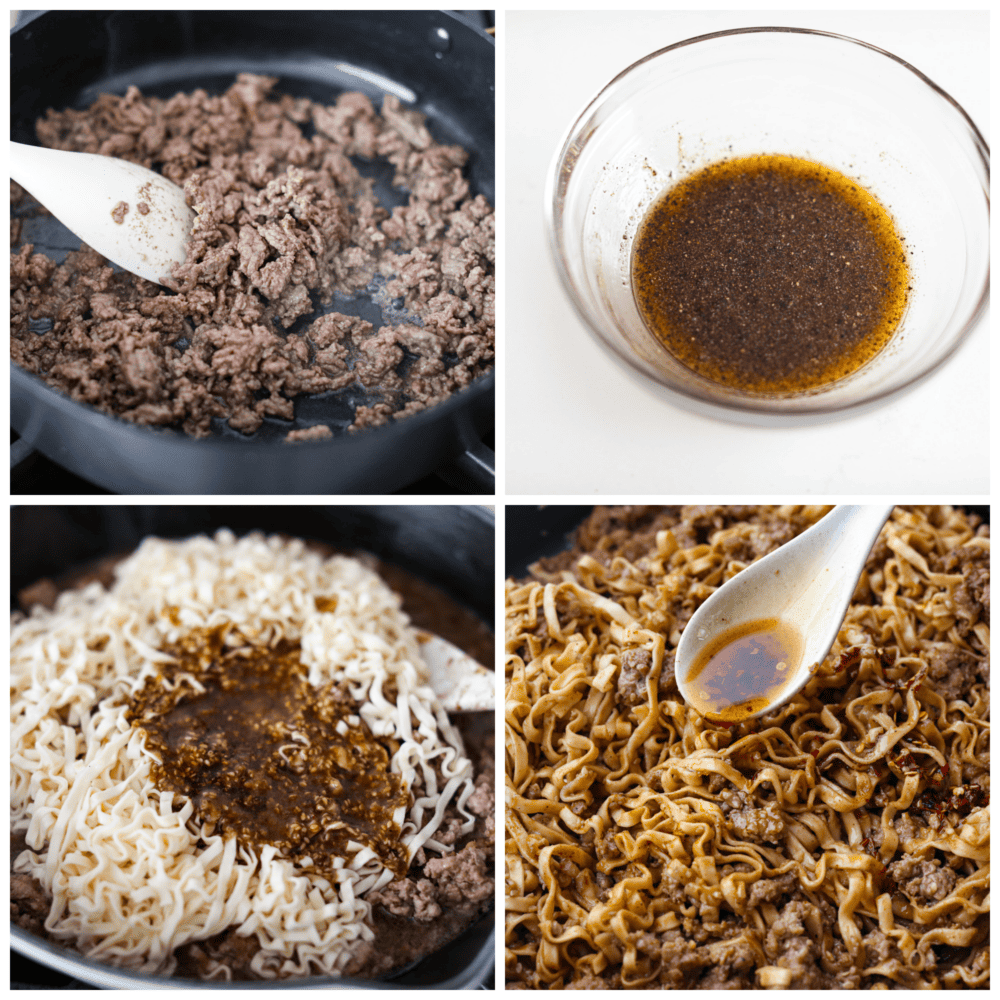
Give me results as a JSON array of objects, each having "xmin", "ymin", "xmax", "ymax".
[
  {"xmin": 11, "ymin": 530, "xmax": 475, "ymax": 979},
  {"xmin": 505, "ymin": 506, "xmax": 989, "ymax": 988}
]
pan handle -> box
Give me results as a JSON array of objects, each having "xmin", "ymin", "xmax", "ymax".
[
  {"xmin": 439, "ymin": 440, "xmax": 494, "ymax": 493},
  {"xmin": 10, "ymin": 437, "xmax": 36, "ymax": 470},
  {"xmin": 436, "ymin": 416, "xmax": 494, "ymax": 494}
]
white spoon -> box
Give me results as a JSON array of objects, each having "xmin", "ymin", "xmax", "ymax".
[
  {"xmin": 674, "ymin": 504, "xmax": 894, "ymax": 723},
  {"xmin": 418, "ymin": 631, "xmax": 494, "ymax": 713},
  {"xmin": 11, "ymin": 141, "xmax": 195, "ymax": 285}
]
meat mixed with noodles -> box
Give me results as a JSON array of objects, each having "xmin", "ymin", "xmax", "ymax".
[{"xmin": 505, "ymin": 506, "xmax": 989, "ymax": 989}]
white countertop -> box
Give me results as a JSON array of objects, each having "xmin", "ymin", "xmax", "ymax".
[{"xmin": 504, "ymin": 11, "xmax": 989, "ymax": 495}]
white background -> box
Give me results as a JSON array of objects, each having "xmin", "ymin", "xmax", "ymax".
[{"xmin": 504, "ymin": 10, "xmax": 990, "ymax": 496}]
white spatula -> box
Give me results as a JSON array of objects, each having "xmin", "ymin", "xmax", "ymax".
[{"xmin": 11, "ymin": 141, "xmax": 195, "ymax": 285}]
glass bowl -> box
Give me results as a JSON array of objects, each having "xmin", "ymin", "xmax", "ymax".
[{"xmin": 545, "ymin": 27, "xmax": 990, "ymax": 418}]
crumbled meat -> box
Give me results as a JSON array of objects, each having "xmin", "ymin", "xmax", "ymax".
[
  {"xmin": 720, "ymin": 789, "xmax": 786, "ymax": 844},
  {"xmin": 696, "ymin": 934, "xmax": 757, "ymax": 988},
  {"xmin": 367, "ymin": 877, "xmax": 442, "ymax": 923},
  {"xmin": 111, "ymin": 200, "xmax": 128, "ymax": 224},
  {"xmin": 657, "ymin": 648, "xmax": 678, "ymax": 696},
  {"xmin": 422, "ymin": 842, "xmax": 493, "ymax": 906},
  {"xmin": 16, "ymin": 577, "xmax": 60, "ymax": 610},
  {"xmin": 886, "ymin": 855, "xmax": 957, "ymax": 904},
  {"xmin": 10, "ymin": 872, "xmax": 49, "ymax": 934},
  {"xmin": 616, "ymin": 647, "xmax": 652, "ymax": 706},
  {"xmin": 764, "ymin": 898, "xmax": 861, "ymax": 988},
  {"xmin": 570, "ymin": 973, "xmax": 612, "ymax": 989},
  {"xmin": 431, "ymin": 814, "xmax": 465, "ymax": 847},
  {"xmin": 924, "ymin": 645, "xmax": 982, "ymax": 704},
  {"xmin": 12, "ymin": 75, "xmax": 494, "ymax": 439},
  {"xmin": 285, "ymin": 424, "xmax": 332, "ymax": 442},
  {"xmin": 174, "ymin": 926, "xmax": 261, "ymax": 981},
  {"xmin": 893, "ymin": 811, "xmax": 921, "ymax": 845},
  {"xmin": 745, "ymin": 870, "xmax": 798, "ymax": 910},
  {"xmin": 368, "ymin": 843, "xmax": 493, "ymax": 924},
  {"xmin": 467, "ymin": 774, "xmax": 492, "ymax": 818}
]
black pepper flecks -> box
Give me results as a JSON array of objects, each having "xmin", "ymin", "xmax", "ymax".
[
  {"xmin": 631, "ymin": 154, "xmax": 910, "ymax": 393},
  {"xmin": 126, "ymin": 622, "xmax": 409, "ymax": 879}
]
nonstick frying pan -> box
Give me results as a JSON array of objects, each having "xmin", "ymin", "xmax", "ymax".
[
  {"xmin": 11, "ymin": 504, "xmax": 495, "ymax": 988},
  {"xmin": 10, "ymin": 11, "xmax": 495, "ymax": 495}
]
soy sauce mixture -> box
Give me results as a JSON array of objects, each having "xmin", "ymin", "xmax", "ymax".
[
  {"xmin": 632, "ymin": 154, "xmax": 910, "ymax": 393},
  {"xmin": 126, "ymin": 619, "xmax": 410, "ymax": 880},
  {"xmin": 685, "ymin": 617, "xmax": 802, "ymax": 723}
]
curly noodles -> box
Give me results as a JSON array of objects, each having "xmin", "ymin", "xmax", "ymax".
[{"xmin": 505, "ymin": 505, "xmax": 988, "ymax": 989}]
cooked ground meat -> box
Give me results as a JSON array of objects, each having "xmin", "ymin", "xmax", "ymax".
[
  {"xmin": 285, "ymin": 424, "xmax": 333, "ymax": 442},
  {"xmin": 886, "ymin": 856, "xmax": 958, "ymax": 904},
  {"xmin": 368, "ymin": 723, "xmax": 495, "ymax": 927},
  {"xmin": 533, "ymin": 505, "xmax": 825, "ymax": 579},
  {"xmin": 371, "ymin": 840, "xmax": 493, "ymax": 923},
  {"xmin": 10, "ymin": 872, "xmax": 49, "ymax": 935},
  {"xmin": 367, "ymin": 877, "xmax": 443, "ymax": 923},
  {"xmin": 423, "ymin": 842, "xmax": 493, "ymax": 905},
  {"xmin": 719, "ymin": 789, "xmax": 785, "ymax": 844},
  {"xmin": 617, "ymin": 647, "xmax": 653, "ymax": 706},
  {"xmin": 11, "ymin": 74, "xmax": 494, "ymax": 439},
  {"xmin": 745, "ymin": 871, "xmax": 798, "ymax": 910},
  {"xmin": 924, "ymin": 644, "xmax": 983, "ymax": 704}
]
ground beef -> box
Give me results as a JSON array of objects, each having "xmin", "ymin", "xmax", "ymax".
[
  {"xmin": 367, "ymin": 877, "xmax": 443, "ymax": 923},
  {"xmin": 617, "ymin": 647, "xmax": 652, "ymax": 707},
  {"xmin": 17, "ymin": 577, "xmax": 60, "ymax": 610},
  {"xmin": 886, "ymin": 856, "xmax": 957, "ymax": 904},
  {"xmin": 173, "ymin": 926, "xmax": 262, "ymax": 981},
  {"xmin": 696, "ymin": 935, "xmax": 757, "ymax": 989},
  {"xmin": 11, "ymin": 75, "xmax": 494, "ymax": 439},
  {"xmin": 895, "ymin": 810, "xmax": 922, "ymax": 840},
  {"xmin": 720, "ymin": 789, "xmax": 785, "ymax": 844},
  {"xmin": 467, "ymin": 772, "xmax": 492, "ymax": 822},
  {"xmin": 369, "ymin": 841, "xmax": 493, "ymax": 922},
  {"xmin": 284, "ymin": 424, "xmax": 333, "ymax": 442},
  {"xmin": 763, "ymin": 898, "xmax": 862, "ymax": 989},
  {"xmin": 424, "ymin": 843, "xmax": 493, "ymax": 904},
  {"xmin": 924, "ymin": 645, "xmax": 982, "ymax": 704},
  {"xmin": 533, "ymin": 505, "xmax": 824, "ymax": 579},
  {"xmin": 10, "ymin": 872, "xmax": 49, "ymax": 935},
  {"xmin": 744, "ymin": 871, "xmax": 798, "ymax": 910}
]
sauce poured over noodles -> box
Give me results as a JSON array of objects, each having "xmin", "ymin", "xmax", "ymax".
[{"xmin": 126, "ymin": 622, "xmax": 410, "ymax": 882}]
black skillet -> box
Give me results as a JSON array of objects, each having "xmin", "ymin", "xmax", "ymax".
[
  {"xmin": 11, "ymin": 504, "xmax": 495, "ymax": 989},
  {"xmin": 10, "ymin": 11, "xmax": 494, "ymax": 495}
]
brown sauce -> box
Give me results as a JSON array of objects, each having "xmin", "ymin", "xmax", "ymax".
[
  {"xmin": 631, "ymin": 154, "xmax": 910, "ymax": 393},
  {"xmin": 125, "ymin": 621, "xmax": 410, "ymax": 880},
  {"xmin": 685, "ymin": 617, "xmax": 802, "ymax": 723}
]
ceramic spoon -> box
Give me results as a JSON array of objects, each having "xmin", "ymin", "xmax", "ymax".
[
  {"xmin": 11, "ymin": 141, "xmax": 195, "ymax": 285},
  {"xmin": 675, "ymin": 504, "xmax": 894, "ymax": 721}
]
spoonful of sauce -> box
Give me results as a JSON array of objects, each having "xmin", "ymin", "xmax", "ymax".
[
  {"xmin": 10, "ymin": 141, "xmax": 195, "ymax": 285},
  {"xmin": 675, "ymin": 505, "xmax": 894, "ymax": 724}
]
